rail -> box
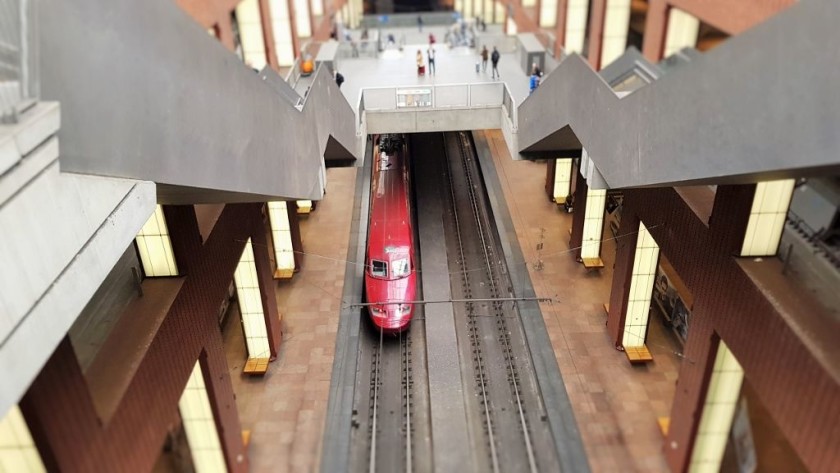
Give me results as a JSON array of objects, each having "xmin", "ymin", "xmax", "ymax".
[{"xmin": 1, "ymin": 0, "xmax": 38, "ymax": 123}]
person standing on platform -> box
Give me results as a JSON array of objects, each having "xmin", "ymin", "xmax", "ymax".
[
  {"xmin": 427, "ymin": 45, "xmax": 436, "ymax": 75},
  {"xmin": 480, "ymin": 45, "xmax": 489, "ymax": 73},
  {"xmin": 491, "ymin": 46, "xmax": 500, "ymax": 79},
  {"xmin": 417, "ymin": 15, "xmax": 423, "ymax": 32},
  {"xmin": 529, "ymin": 72, "xmax": 540, "ymax": 95},
  {"xmin": 416, "ymin": 49, "xmax": 425, "ymax": 76}
]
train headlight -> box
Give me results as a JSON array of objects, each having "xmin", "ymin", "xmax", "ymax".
[
  {"xmin": 370, "ymin": 306, "xmax": 386, "ymax": 317},
  {"xmin": 399, "ymin": 304, "xmax": 412, "ymax": 315}
]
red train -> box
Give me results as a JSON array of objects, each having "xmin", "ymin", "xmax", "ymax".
[{"xmin": 365, "ymin": 134, "xmax": 417, "ymax": 333}]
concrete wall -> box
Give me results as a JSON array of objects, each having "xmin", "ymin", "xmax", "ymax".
[
  {"xmin": 0, "ymin": 103, "xmax": 156, "ymax": 416},
  {"xmin": 19, "ymin": 204, "xmax": 277, "ymax": 472},
  {"xmin": 365, "ymin": 108, "xmax": 504, "ymax": 134}
]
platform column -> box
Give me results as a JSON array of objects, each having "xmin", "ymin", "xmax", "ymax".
[
  {"xmin": 642, "ymin": 0, "xmax": 668, "ymax": 62},
  {"xmin": 19, "ymin": 338, "xmax": 103, "ymax": 472},
  {"xmin": 568, "ymin": 168, "xmax": 587, "ymax": 259},
  {"xmin": 605, "ymin": 210, "xmax": 639, "ymax": 345}
]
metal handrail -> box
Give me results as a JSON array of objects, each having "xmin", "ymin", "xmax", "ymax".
[{"xmin": 355, "ymin": 81, "xmax": 518, "ymax": 129}]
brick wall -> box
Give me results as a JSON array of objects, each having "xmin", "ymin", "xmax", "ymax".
[
  {"xmin": 611, "ymin": 186, "xmax": 840, "ymax": 472},
  {"xmin": 21, "ymin": 204, "xmax": 273, "ymax": 472}
]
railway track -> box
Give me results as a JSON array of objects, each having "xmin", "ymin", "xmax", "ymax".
[
  {"xmin": 440, "ymin": 131, "xmax": 561, "ymax": 472},
  {"xmin": 346, "ymin": 132, "xmax": 562, "ymax": 472},
  {"xmin": 350, "ymin": 313, "xmax": 431, "ymax": 473}
]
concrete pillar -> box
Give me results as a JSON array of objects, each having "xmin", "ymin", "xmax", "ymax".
[{"xmin": 606, "ymin": 211, "xmax": 640, "ymax": 347}]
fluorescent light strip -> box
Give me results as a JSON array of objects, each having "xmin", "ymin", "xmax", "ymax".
[
  {"xmin": 553, "ymin": 158, "xmax": 573, "ymax": 203},
  {"xmin": 540, "ymin": 0, "xmax": 557, "ymax": 27},
  {"xmin": 664, "ymin": 8, "xmax": 699, "ymax": 57},
  {"xmin": 136, "ymin": 205, "xmax": 178, "ymax": 277},
  {"xmin": 236, "ymin": 0, "xmax": 268, "ymax": 69},
  {"xmin": 689, "ymin": 341, "xmax": 744, "ymax": 472},
  {"xmin": 268, "ymin": 202, "xmax": 296, "ymax": 275},
  {"xmin": 740, "ymin": 179, "xmax": 794, "ymax": 257},
  {"xmin": 565, "ymin": 0, "xmax": 589, "ymax": 54},
  {"xmin": 600, "ymin": 0, "xmax": 631, "ymax": 67},
  {"xmin": 0, "ymin": 406, "xmax": 46, "ymax": 473},
  {"xmin": 234, "ymin": 239, "xmax": 271, "ymax": 360},
  {"xmin": 581, "ymin": 188, "xmax": 606, "ymax": 259},
  {"xmin": 179, "ymin": 362, "xmax": 227, "ymax": 473},
  {"xmin": 622, "ymin": 222, "xmax": 660, "ymax": 348},
  {"xmin": 269, "ymin": 0, "xmax": 295, "ymax": 66}
]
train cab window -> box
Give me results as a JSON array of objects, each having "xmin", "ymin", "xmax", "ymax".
[
  {"xmin": 392, "ymin": 258, "xmax": 410, "ymax": 277},
  {"xmin": 371, "ymin": 260, "xmax": 388, "ymax": 277}
]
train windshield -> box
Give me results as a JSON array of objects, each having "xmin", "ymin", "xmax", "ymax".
[
  {"xmin": 392, "ymin": 258, "xmax": 410, "ymax": 277},
  {"xmin": 371, "ymin": 260, "xmax": 387, "ymax": 277}
]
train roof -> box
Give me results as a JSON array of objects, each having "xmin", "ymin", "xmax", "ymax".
[{"xmin": 368, "ymin": 141, "xmax": 412, "ymax": 259}]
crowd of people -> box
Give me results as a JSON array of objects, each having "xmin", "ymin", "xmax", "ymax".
[{"xmin": 326, "ymin": 14, "xmax": 547, "ymax": 91}]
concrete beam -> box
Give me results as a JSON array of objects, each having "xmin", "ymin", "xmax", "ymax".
[
  {"xmin": 518, "ymin": 0, "xmax": 840, "ymax": 188},
  {"xmin": 40, "ymin": 0, "xmax": 358, "ymax": 204}
]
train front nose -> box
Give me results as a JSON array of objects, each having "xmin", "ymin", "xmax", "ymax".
[{"xmin": 370, "ymin": 304, "xmax": 412, "ymax": 332}]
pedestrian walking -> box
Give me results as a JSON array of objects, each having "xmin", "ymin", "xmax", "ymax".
[
  {"xmin": 427, "ymin": 45, "xmax": 436, "ymax": 75},
  {"xmin": 529, "ymin": 72, "xmax": 540, "ymax": 95},
  {"xmin": 481, "ymin": 45, "xmax": 489, "ymax": 72},
  {"xmin": 417, "ymin": 15, "xmax": 423, "ymax": 32},
  {"xmin": 491, "ymin": 46, "xmax": 500, "ymax": 79}
]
